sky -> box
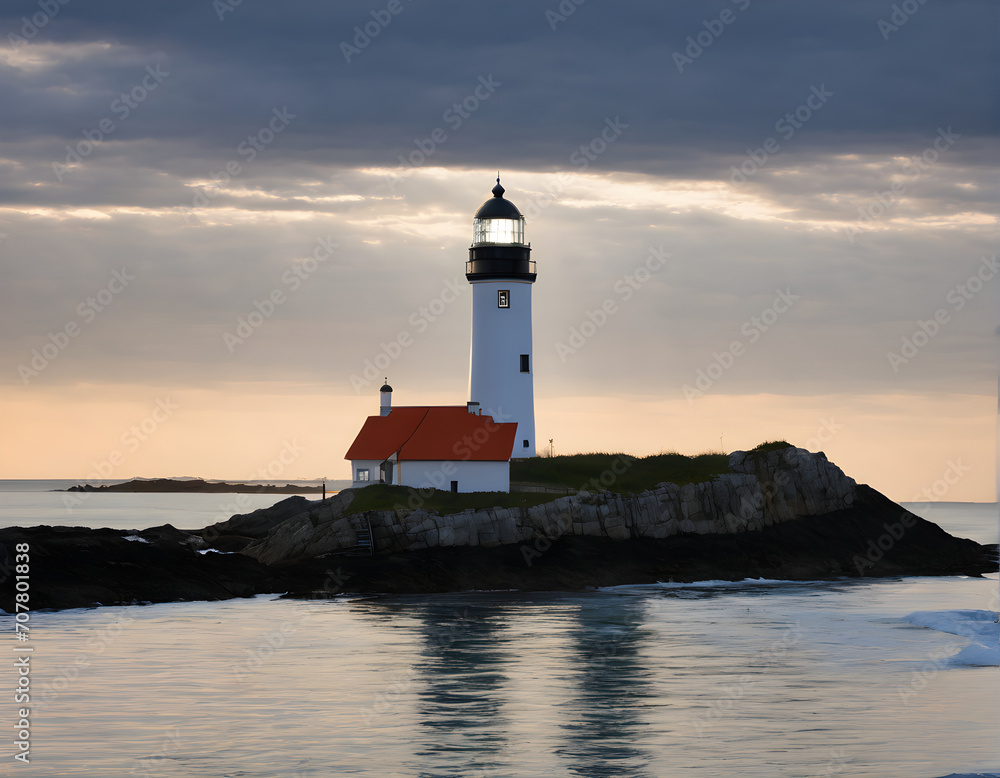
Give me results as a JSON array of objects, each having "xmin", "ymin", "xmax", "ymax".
[{"xmin": 0, "ymin": 0, "xmax": 997, "ymax": 501}]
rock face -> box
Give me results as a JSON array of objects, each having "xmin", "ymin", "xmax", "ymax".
[
  {"xmin": 0, "ymin": 524, "xmax": 288, "ymax": 612},
  {"xmin": 206, "ymin": 495, "xmax": 324, "ymax": 539},
  {"xmin": 238, "ymin": 491, "xmax": 360, "ymax": 566},
  {"xmin": 240, "ymin": 447, "xmax": 860, "ymax": 564}
]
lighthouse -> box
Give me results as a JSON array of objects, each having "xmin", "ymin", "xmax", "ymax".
[{"xmin": 467, "ymin": 178, "xmax": 536, "ymax": 457}]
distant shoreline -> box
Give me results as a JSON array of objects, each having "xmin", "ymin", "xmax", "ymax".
[{"xmin": 56, "ymin": 478, "xmax": 324, "ymax": 494}]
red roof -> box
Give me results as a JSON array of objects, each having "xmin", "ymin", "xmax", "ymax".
[
  {"xmin": 343, "ymin": 406, "xmax": 427, "ymax": 461},
  {"xmin": 345, "ymin": 406, "xmax": 517, "ymax": 462}
]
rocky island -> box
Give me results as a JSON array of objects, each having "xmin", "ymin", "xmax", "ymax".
[
  {"xmin": 61, "ymin": 478, "xmax": 323, "ymax": 494},
  {"xmin": 4, "ymin": 445, "xmax": 995, "ymax": 611}
]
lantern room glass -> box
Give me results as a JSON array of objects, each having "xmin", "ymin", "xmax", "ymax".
[{"xmin": 472, "ymin": 216, "xmax": 525, "ymax": 246}]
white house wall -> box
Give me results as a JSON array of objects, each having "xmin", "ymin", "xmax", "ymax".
[
  {"xmin": 350, "ymin": 459, "xmax": 383, "ymax": 489},
  {"xmin": 399, "ymin": 460, "xmax": 510, "ymax": 493}
]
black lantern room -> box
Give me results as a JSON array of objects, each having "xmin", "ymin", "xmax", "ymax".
[{"xmin": 466, "ymin": 178, "xmax": 536, "ymax": 283}]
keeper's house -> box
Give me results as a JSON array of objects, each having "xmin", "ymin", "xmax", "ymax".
[{"xmin": 345, "ymin": 383, "xmax": 517, "ymax": 493}]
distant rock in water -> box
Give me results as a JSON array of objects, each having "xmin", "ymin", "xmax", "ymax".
[
  {"xmin": 5, "ymin": 447, "xmax": 995, "ymax": 611},
  {"xmin": 61, "ymin": 478, "xmax": 322, "ymax": 494}
]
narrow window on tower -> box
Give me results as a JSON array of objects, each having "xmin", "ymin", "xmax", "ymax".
[
  {"xmin": 498, "ymin": 290, "xmax": 510, "ymax": 308},
  {"xmin": 523, "ymin": 440, "xmax": 529, "ymax": 448},
  {"xmin": 520, "ymin": 354, "xmax": 529, "ymax": 373}
]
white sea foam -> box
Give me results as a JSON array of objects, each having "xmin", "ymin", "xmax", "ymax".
[
  {"xmin": 644, "ymin": 577, "xmax": 798, "ymax": 588},
  {"xmin": 933, "ymin": 773, "xmax": 1000, "ymax": 777},
  {"xmin": 906, "ymin": 609, "xmax": 1000, "ymax": 667}
]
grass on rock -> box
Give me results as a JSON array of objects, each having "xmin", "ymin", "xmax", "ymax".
[
  {"xmin": 341, "ymin": 444, "xmax": 794, "ymax": 517},
  {"xmin": 748, "ymin": 440, "xmax": 793, "ymax": 455},
  {"xmin": 510, "ymin": 451, "xmax": 733, "ymax": 494},
  {"xmin": 345, "ymin": 483, "xmax": 559, "ymax": 517}
]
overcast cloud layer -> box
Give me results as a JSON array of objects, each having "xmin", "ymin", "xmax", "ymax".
[{"xmin": 0, "ymin": 0, "xmax": 997, "ymax": 489}]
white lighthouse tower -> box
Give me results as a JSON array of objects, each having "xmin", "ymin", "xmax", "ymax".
[{"xmin": 467, "ymin": 178, "xmax": 536, "ymax": 457}]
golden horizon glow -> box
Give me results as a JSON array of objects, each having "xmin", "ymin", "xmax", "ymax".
[{"xmin": 1, "ymin": 382, "xmax": 993, "ymax": 502}]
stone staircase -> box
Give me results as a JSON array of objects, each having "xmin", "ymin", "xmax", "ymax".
[{"xmin": 349, "ymin": 516, "xmax": 374, "ymax": 556}]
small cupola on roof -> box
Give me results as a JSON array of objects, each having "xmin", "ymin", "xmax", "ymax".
[{"xmin": 379, "ymin": 378, "xmax": 392, "ymax": 416}]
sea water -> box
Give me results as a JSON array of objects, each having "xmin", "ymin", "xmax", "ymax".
[
  {"xmin": 1, "ymin": 489, "xmax": 997, "ymax": 777},
  {"xmin": 0, "ymin": 479, "xmax": 322, "ymax": 531}
]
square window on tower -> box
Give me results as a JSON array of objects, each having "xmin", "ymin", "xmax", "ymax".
[
  {"xmin": 520, "ymin": 354, "xmax": 529, "ymax": 373},
  {"xmin": 498, "ymin": 290, "xmax": 510, "ymax": 308}
]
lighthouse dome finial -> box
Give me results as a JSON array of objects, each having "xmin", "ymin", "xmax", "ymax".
[{"xmin": 475, "ymin": 177, "xmax": 522, "ymax": 220}]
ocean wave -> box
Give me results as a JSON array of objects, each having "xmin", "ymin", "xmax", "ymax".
[{"xmin": 906, "ymin": 609, "xmax": 999, "ymax": 667}]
